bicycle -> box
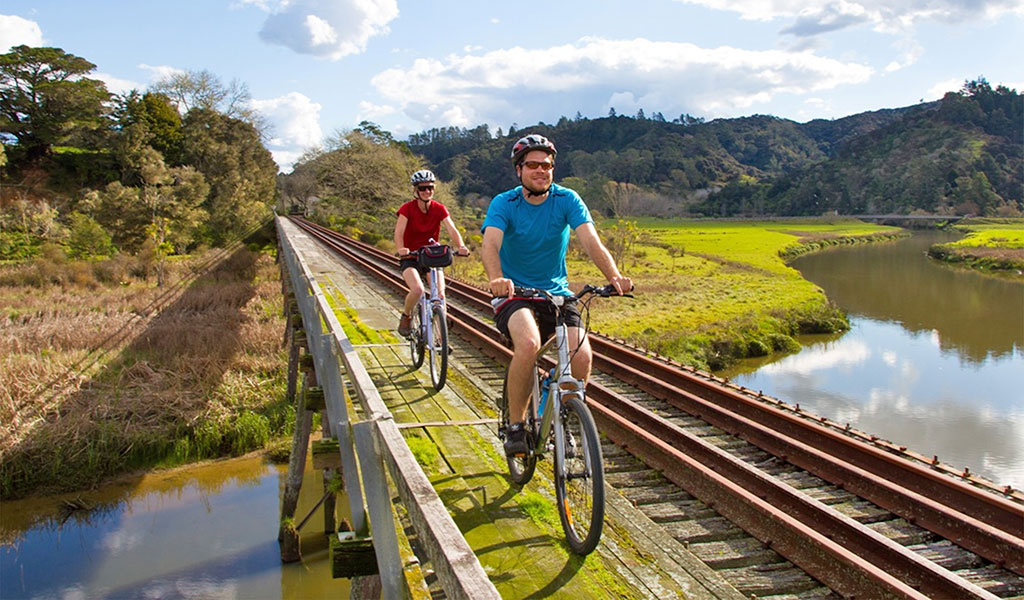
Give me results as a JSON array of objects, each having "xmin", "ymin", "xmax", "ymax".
[
  {"xmin": 402, "ymin": 242, "xmax": 465, "ymax": 391},
  {"xmin": 495, "ymin": 284, "xmax": 632, "ymax": 555}
]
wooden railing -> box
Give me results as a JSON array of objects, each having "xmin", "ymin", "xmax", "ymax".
[{"xmin": 277, "ymin": 216, "xmax": 499, "ymax": 599}]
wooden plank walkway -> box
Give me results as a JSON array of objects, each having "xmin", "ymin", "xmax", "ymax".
[{"xmin": 290, "ymin": 223, "xmax": 746, "ymax": 599}]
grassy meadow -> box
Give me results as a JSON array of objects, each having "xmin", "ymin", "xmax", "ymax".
[
  {"xmin": 0, "ymin": 238, "xmax": 293, "ymax": 499},
  {"xmin": 565, "ymin": 218, "xmax": 905, "ymax": 369},
  {"xmin": 929, "ymin": 218, "xmax": 1024, "ymax": 271}
]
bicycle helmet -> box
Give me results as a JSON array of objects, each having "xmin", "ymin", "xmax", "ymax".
[
  {"xmin": 410, "ymin": 169, "xmax": 437, "ymax": 185},
  {"xmin": 510, "ymin": 134, "xmax": 557, "ymax": 164}
]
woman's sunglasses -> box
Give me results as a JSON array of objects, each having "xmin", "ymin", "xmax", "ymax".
[{"xmin": 417, "ymin": 185, "xmax": 435, "ymax": 191}]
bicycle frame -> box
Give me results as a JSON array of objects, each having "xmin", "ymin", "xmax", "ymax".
[
  {"xmin": 528, "ymin": 298, "xmax": 586, "ymax": 466},
  {"xmin": 416, "ymin": 266, "xmax": 445, "ymax": 345}
]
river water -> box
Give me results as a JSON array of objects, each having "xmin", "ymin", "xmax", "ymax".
[
  {"xmin": 720, "ymin": 231, "xmax": 1024, "ymax": 488},
  {"xmin": 0, "ymin": 456, "xmax": 349, "ymax": 599}
]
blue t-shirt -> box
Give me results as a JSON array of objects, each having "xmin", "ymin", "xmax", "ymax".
[{"xmin": 481, "ymin": 183, "xmax": 593, "ymax": 295}]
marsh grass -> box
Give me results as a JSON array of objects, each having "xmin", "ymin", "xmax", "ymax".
[
  {"xmin": 931, "ymin": 218, "xmax": 1024, "ymax": 271},
  {"xmin": 1, "ymin": 244, "xmax": 291, "ymax": 498}
]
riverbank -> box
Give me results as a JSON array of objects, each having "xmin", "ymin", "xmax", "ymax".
[
  {"xmin": 928, "ymin": 217, "xmax": 1024, "ymax": 273},
  {"xmin": 0, "ymin": 235, "xmax": 292, "ymax": 499},
  {"xmin": 574, "ymin": 217, "xmax": 906, "ymax": 370}
]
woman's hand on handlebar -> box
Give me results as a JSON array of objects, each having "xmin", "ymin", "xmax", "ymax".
[
  {"xmin": 456, "ymin": 245, "xmax": 470, "ymax": 257},
  {"xmin": 489, "ymin": 277, "xmax": 515, "ymax": 298},
  {"xmin": 396, "ymin": 247, "xmax": 411, "ymax": 257}
]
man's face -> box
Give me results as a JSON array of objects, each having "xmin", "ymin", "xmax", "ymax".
[{"xmin": 517, "ymin": 150, "xmax": 554, "ymax": 195}]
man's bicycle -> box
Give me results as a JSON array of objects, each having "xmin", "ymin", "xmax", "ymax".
[
  {"xmin": 496, "ymin": 284, "xmax": 631, "ymax": 555},
  {"xmin": 404, "ymin": 243, "xmax": 463, "ymax": 391}
]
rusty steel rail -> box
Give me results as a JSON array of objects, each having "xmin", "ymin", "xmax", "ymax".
[{"xmin": 289, "ymin": 216, "xmax": 1022, "ymax": 598}]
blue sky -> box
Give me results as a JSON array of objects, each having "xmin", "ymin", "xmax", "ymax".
[{"xmin": 2, "ymin": 0, "xmax": 1021, "ymax": 172}]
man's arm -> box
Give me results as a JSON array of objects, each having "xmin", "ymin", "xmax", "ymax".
[
  {"xmin": 393, "ymin": 214, "xmax": 410, "ymax": 256},
  {"xmin": 575, "ymin": 222, "xmax": 633, "ymax": 294},
  {"xmin": 482, "ymin": 226, "xmax": 514, "ymax": 297}
]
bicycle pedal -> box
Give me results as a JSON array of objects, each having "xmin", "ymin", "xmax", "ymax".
[{"xmin": 447, "ymin": 346, "xmax": 453, "ymax": 355}]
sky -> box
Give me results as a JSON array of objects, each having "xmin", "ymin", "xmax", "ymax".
[{"xmin": 2, "ymin": 1, "xmax": 1022, "ymax": 172}]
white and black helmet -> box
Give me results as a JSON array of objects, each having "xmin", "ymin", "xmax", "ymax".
[
  {"xmin": 510, "ymin": 134, "xmax": 557, "ymax": 164},
  {"xmin": 410, "ymin": 169, "xmax": 437, "ymax": 185}
]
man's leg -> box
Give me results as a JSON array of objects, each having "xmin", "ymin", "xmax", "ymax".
[
  {"xmin": 506, "ymin": 307, "xmax": 542, "ymax": 424},
  {"xmin": 568, "ymin": 326, "xmax": 593, "ymax": 383}
]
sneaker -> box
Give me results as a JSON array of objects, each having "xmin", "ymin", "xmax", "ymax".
[
  {"xmin": 504, "ymin": 423, "xmax": 530, "ymax": 457},
  {"xmin": 398, "ymin": 313, "xmax": 412, "ymax": 337}
]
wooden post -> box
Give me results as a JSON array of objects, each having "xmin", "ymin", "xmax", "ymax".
[
  {"xmin": 279, "ymin": 369, "xmax": 314, "ymax": 562},
  {"xmin": 321, "ymin": 407, "xmax": 337, "ymax": 536}
]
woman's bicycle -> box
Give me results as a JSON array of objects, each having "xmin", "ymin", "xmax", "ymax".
[
  {"xmin": 496, "ymin": 284, "xmax": 631, "ymax": 555},
  {"xmin": 404, "ymin": 243, "xmax": 464, "ymax": 391}
]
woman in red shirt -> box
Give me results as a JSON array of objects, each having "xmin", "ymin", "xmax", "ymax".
[{"xmin": 394, "ymin": 169, "xmax": 469, "ymax": 336}]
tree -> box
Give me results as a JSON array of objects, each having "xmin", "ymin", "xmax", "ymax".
[
  {"xmin": 114, "ymin": 91, "xmax": 183, "ymax": 158},
  {"xmin": 178, "ymin": 108, "xmax": 276, "ymax": 245},
  {"xmin": 0, "ymin": 45, "xmax": 110, "ymax": 159},
  {"xmin": 151, "ymin": 69, "xmax": 267, "ymax": 137}
]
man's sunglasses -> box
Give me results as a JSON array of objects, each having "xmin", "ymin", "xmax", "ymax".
[
  {"xmin": 417, "ymin": 185, "xmax": 435, "ymax": 191},
  {"xmin": 521, "ymin": 160, "xmax": 554, "ymax": 171}
]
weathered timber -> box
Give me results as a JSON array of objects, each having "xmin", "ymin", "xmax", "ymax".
[
  {"xmin": 279, "ymin": 371, "xmax": 315, "ymax": 562},
  {"xmin": 330, "ymin": 532, "xmax": 378, "ymax": 578},
  {"xmin": 304, "ymin": 385, "xmax": 325, "ymax": 410}
]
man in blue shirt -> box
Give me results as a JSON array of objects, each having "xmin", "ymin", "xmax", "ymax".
[{"xmin": 481, "ymin": 134, "xmax": 632, "ymax": 456}]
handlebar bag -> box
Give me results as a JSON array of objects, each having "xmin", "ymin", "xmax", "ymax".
[{"xmin": 418, "ymin": 245, "xmax": 453, "ymax": 268}]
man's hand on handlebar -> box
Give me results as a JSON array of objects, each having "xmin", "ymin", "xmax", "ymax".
[
  {"xmin": 608, "ymin": 276, "xmax": 633, "ymax": 296},
  {"xmin": 489, "ymin": 277, "xmax": 515, "ymax": 298}
]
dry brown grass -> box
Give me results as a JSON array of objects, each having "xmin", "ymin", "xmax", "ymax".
[{"xmin": 0, "ymin": 245, "xmax": 290, "ymax": 498}]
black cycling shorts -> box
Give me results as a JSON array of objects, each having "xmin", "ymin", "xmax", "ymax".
[
  {"xmin": 398, "ymin": 257, "xmax": 428, "ymax": 276},
  {"xmin": 493, "ymin": 297, "xmax": 582, "ymax": 342}
]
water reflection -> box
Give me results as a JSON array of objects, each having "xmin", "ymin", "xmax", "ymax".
[
  {"xmin": 0, "ymin": 456, "xmax": 349, "ymax": 600},
  {"xmin": 723, "ymin": 231, "xmax": 1024, "ymax": 488},
  {"xmin": 791, "ymin": 232, "xmax": 1023, "ymax": 362}
]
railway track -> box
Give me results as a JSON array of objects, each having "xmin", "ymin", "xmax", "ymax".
[{"xmin": 287, "ymin": 216, "xmax": 1024, "ymax": 599}]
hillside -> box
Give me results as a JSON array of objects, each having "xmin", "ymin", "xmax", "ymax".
[{"xmin": 402, "ymin": 80, "xmax": 1020, "ymax": 219}]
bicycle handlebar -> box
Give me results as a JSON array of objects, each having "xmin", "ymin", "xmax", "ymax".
[
  {"xmin": 505, "ymin": 284, "xmax": 634, "ymax": 302},
  {"xmin": 395, "ymin": 243, "xmax": 471, "ymax": 258}
]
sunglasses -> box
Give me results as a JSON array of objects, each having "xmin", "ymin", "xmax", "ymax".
[
  {"xmin": 521, "ymin": 160, "xmax": 554, "ymax": 171},
  {"xmin": 417, "ymin": 185, "xmax": 435, "ymax": 191}
]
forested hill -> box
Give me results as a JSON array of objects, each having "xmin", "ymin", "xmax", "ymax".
[{"xmin": 406, "ymin": 80, "xmax": 1021, "ymax": 218}]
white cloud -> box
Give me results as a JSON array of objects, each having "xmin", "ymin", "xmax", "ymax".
[
  {"xmin": 926, "ymin": 78, "xmax": 963, "ymax": 100},
  {"xmin": 674, "ymin": 0, "xmax": 1024, "ymax": 35},
  {"xmin": 138, "ymin": 63, "xmax": 186, "ymax": 83},
  {"xmin": 94, "ymin": 72, "xmax": 144, "ymax": 95},
  {"xmin": 256, "ymin": 0, "xmax": 399, "ymax": 60},
  {"xmin": 0, "ymin": 14, "xmax": 44, "ymax": 50},
  {"xmin": 249, "ymin": 91, "xmax": 323, "ymax": 172},
  {"xmin": 370, "ymin": 37, "xmax": 872, "ymax": 129}
]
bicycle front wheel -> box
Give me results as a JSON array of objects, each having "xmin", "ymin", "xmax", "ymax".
[
  {"xmin": 428, "ymin": 304, "xmax": 448, "ymax": 390},
  {"xmin": 555, "ymin": 395, "xmax": 605, "ymax": 555},
  {"xmin": 408, "ymin": 308, "xmax": 425, "ymax": 369}
]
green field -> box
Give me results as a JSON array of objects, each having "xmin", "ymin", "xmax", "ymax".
[
  {"xmin": 563, "ymin": 218, "xmax": 905, "ymax": 369},
  {"xmin": 929, "ymin": 218, "xmax": 1024, "ymax": 271}
]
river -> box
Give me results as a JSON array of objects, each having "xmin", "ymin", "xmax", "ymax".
[
  {"xmin": 720, "ymin": 231, "xmax": 1024, "ymax": 488},
  {"xmin": 0, "ymin": 456, "xmax": 350, "ymax": 599}
]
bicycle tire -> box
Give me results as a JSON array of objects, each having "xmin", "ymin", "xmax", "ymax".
[
  {"xmin": 555, "ymin": 395, "xmax": 605, "ymax": 555},
  {"xmin": 409, "ymin": 307, "xmax": 425, "ymax": 369},
  {"xmin": 499, "ymin": 364, "xmax": 536, "ymax": 485},
  {"xmin": 428, "ymin": 304, "xmax": 448, "ymax": 390}
]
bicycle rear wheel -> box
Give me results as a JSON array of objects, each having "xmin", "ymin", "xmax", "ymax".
[
  {"xmin": 555, "ymin": 395, "xmax": 605, "ymax": 555},
  {"xmin": 428, "ymin": 304, "xmax": 448, "ymax": 390},
  {"xmin": 498, "ymin": 365, "xmax": 536, "ymax": 485},
  {"xmin": 408, "ymin": 307, "xmax": 425, "ymax": 369}
]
